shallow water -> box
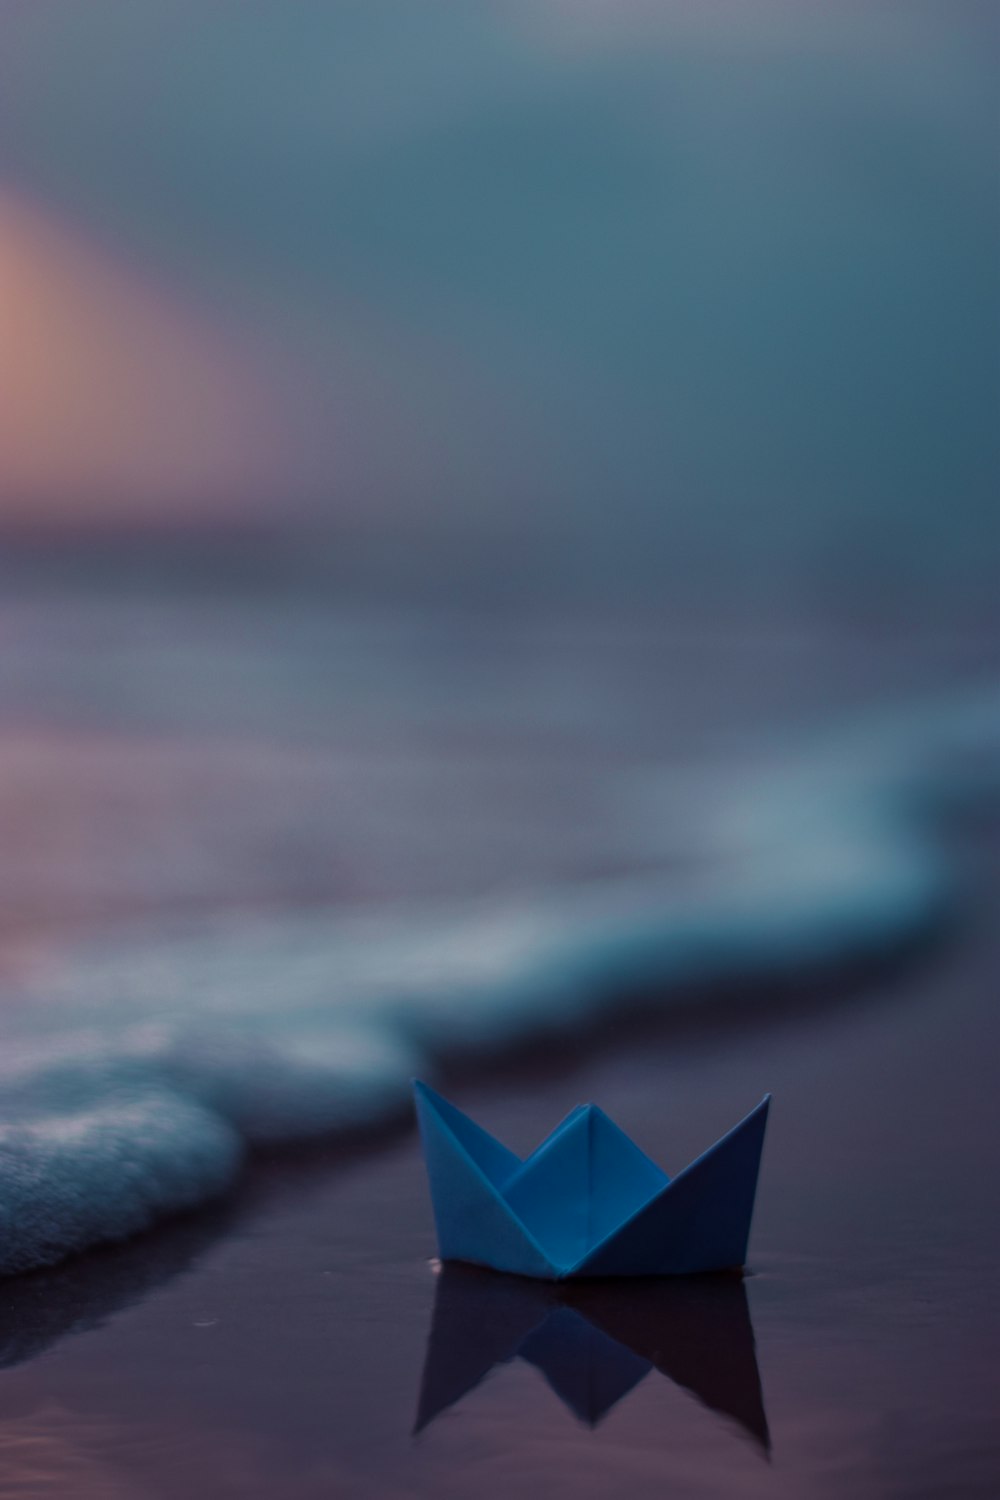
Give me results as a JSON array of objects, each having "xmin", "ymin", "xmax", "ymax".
[
  {"xmin": 0, "ymin": 823, "xmax": 997, "ymax": 1497},
  {"xmin": 1, "ymin": 573, "xmax": 997, "ymax": 1275},
  {"xmin": 0, "ymin": 567, "xmax": 996, "ymax": 1494}
]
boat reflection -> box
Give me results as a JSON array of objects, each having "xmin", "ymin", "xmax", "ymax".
[{"xmin": 415, "ymin": 1263, "xmax": 769, "ymax": 1451}]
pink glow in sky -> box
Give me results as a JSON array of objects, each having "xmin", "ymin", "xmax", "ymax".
[
  {"xmin": 0, "ymin": 190, "xmax": 282, "ymax": 524},
  {"xmin": 0, "ymin": 3, "xmax": 992, "ymax": 598}
]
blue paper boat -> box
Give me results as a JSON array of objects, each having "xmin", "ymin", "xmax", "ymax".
[{"xmin": 414, "ymin": 1082, "xmax": 770, "ymax": 1279}]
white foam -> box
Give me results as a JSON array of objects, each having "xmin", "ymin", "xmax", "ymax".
[{"xmin": 0, "ymin": 687, "xmax": 996, "ymax": 1274}]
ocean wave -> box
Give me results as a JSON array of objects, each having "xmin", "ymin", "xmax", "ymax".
[{"xmin": 0, "ymin": 687, "xmax": 996, "ymax": 1276}]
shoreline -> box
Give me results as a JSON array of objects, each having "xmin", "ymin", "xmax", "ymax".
[
  {"xmin": 1, "ymin": 682, "xmax": 996, "ymax": 1278},
  {"xmin": 0, "ymin": 825, "xmax": 996, "ymax": 1496}
]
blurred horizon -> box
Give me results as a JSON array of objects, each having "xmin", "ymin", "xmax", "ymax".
[{"xmin": 1, "ymin": 1, "xmax": 997, "ymax": 625}]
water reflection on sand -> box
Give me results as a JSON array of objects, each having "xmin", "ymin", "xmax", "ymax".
[{"xmin": 416, "ymin": 1263, "xmax": 769, "ymax": 1451}]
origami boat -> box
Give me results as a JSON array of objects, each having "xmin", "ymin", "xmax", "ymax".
[{"xmin": 413, "ymin": 1081, "xmax": 770, "ymax": 1279}]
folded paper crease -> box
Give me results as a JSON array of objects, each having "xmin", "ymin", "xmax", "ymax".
[{"xmin": 414, "ymin": 1081, "xmax": 770, "ymax": 1279}]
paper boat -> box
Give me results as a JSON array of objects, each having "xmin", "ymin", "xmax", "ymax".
[
  {"xmin": 416, "ymin": 1262, "xmax": 769, "ymax": 1449},
  {"xmin": 413, "ymin": 1082, "xmax": 770, "ymax": 1279}
]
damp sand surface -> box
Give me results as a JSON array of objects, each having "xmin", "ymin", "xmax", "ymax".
[
  {"xmin": 0, "ymin": 583, "xmax": 996, "ymax": 1496},
  {"xmin": 0, "ymin": 837, "xmax": 997, "ymax": 1500}
]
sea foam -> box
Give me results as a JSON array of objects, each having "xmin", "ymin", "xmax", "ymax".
[{"xmin": 0, "ymin": 688, "xmax": 996, "ymax": 1275}]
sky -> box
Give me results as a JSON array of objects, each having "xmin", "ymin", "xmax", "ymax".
[{"xmin": 0, "ymin": 2, "xmax": 996, "ymax": 608}]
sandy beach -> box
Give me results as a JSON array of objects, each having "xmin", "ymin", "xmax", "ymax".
[
  {"xmin": 1, "ymin": 6, "xmax": 996, "ymax": 1494},
  {"xmin": 0, "ymin": 573, "xmax": 996, "ymax": 1499},
  {"xmin": 1, "ymin": 809, "xmax": 996, "ymax": 1498}
]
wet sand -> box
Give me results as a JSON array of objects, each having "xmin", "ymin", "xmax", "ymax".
[
  {"xmin": 0, "ymin": 574, "xmax": 996, "ymax": 1496},
  {"xmin": 0, "ymin": 827, "xmax": 996, "ymax": 1499}
]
